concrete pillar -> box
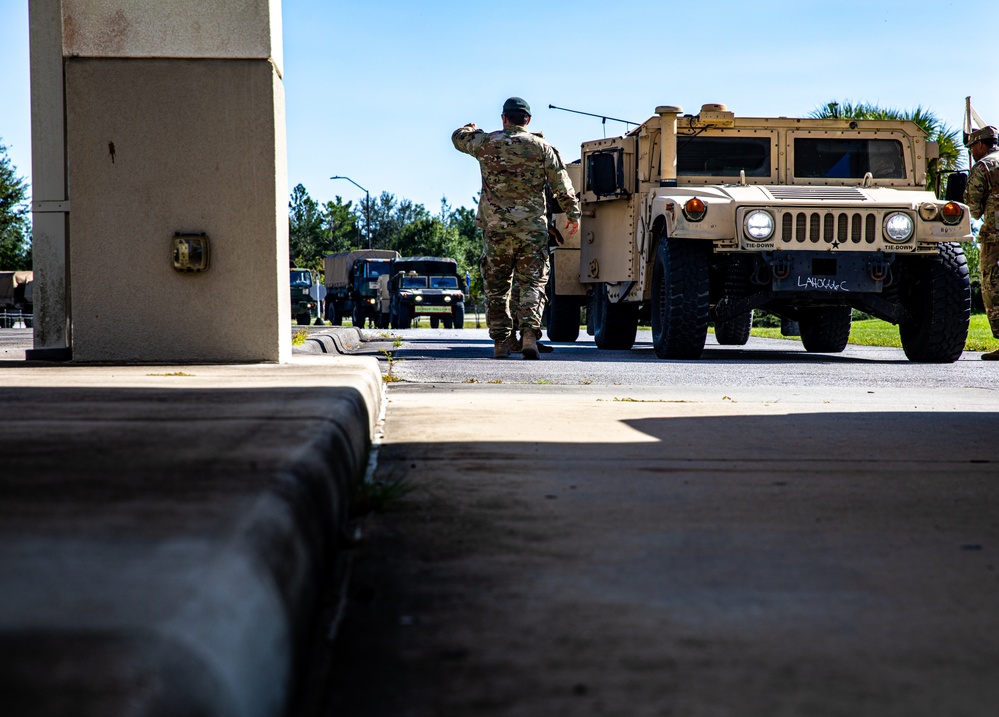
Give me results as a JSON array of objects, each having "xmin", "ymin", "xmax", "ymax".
[
  {"xmin": 27, "ymin": 0, "xmax": 71, "ymax": 361},
  {"xmin": 32, "ymin": 0, "xmax": 290, "ymax": 363}
]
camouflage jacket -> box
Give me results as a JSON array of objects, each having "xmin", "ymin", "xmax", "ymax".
[
  {"xmin": 452, "ymin": 124, "xmax": 581, "ymax": 236},
  {"xmin": 965, "ymin": 148, "xmax": 999, "ymax": 239}
]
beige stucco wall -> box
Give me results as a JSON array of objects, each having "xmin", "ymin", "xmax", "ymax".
[
  {"xmin": 61, "ymin": 0, "xmax": 283, "ymax": 74},
  {"xmin": 65, "ymin": 57, "xmax": 290, "ymax": 362}
]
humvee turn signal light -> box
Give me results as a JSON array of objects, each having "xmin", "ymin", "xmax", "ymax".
[
  {"xmin": 683, "ymin": 197, "xmax": 707, "ymax": 222},
  {"xmin": 940, "ymin": 202, "xmax": 964, "ymax": 225}
]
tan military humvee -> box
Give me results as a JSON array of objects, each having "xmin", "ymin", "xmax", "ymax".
[{"xmin": 547, "ymin": 104, "xmax": 973, "ymax": 362}]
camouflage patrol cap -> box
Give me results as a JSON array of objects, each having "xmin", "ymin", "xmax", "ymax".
[
  {"xmin": 966, "ymin": 125, "xmax": 998, "ymax": 146},
  {"xmin": 502, "ymin": 97, "xmax": 531, "ymax": 116}
]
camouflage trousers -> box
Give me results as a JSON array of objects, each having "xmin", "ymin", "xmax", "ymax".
[
  {"xmin": 480, "ymin": 230, "xmax": 549, "ymax": 341},
  {"xmin": 981, "ymin": 239, "xmax": 999, "ymax": 338}
]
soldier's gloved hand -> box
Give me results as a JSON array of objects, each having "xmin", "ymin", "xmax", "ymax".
[{"xmin": 566, "ymin": 220, "xmax": 580, "ymax": 236}]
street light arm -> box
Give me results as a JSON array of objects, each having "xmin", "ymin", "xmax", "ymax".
[
  {"xmin": 331, "ymin": 175, "xmax": 372, "ymax": 250},
  {"xmin": 330, "ymin": 175, "xmax": 369, "ymax": 195}
]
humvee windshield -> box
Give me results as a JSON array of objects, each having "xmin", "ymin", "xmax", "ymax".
[
  {"xmin": 677, "ymin": 137, "xmax": 771, "ymax": 177},
  {"xmin": 430, "ymin": 276, "xmax": 459, "ymax": 289},
  {"xmin": 290, "ymin": 270, "xmax": 312, "ymax": 286},
  {"xmin": 794, "ymin": 138, "xmax": 906, "ymax": 179},
  {"xmin": 402, "ymin": 275, "xmax": 428, "ymax": 288}
]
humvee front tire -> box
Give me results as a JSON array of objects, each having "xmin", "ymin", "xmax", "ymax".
[
  {"xmin": 592, "ymin": 283, "xmax": 639, "ymax": 350},
  {"xmin": 396, "ymin": 303, "xmax": 412, "ymax": 330},
  {"xmin": 898, "ymin": 242, "xmax": 971, "ymax": 363},
  {"xmin": 296, "ymin": 312, "xmax": 311, "ymax": 326},
  {"xmin": 651, "ymin": 239, "xmax": 710, "ymax": 359},
  {"xmin": 798, "ymin": 306, "xmax": 852, "ymax": 353},
  {"xmin": 714, "ymin": 310, "xmax": 754, "ymax": 346},
  {"xmin": 452, "ymin": 303, "xmax": 465, "ymax": 329}
]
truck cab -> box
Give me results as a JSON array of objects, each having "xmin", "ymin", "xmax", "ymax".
[{"xmin": 289, "ymin": 267, "xmax": 315, "ymax": 326}]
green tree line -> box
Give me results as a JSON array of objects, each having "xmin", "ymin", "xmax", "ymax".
[{"xmin": 0, "ymin": 138, "xmax": 31, "ymax": 270}]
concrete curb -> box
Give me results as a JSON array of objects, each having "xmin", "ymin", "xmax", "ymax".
[
  {"xmin": 296, "ymin": 327, "xmax": 366, "ymax": 356},
  {"xmin": 0, "ymin": 359, "xmax": 382, "ymax": 716}
]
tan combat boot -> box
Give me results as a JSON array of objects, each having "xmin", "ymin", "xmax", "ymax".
[
  {"xmin": 509, "ymin": 333, "xmax": 523, "ymax": 353},
  {"xmin": 493, "ymin": 337, "xmax": 511, "ymax": 359},
  {"xmin": 521, "ymin": 329, "xmax": 540, "ymax": 360},
  {"xmin": 982, "ymin": 348, "xmax": 999, "ymax": 361}
]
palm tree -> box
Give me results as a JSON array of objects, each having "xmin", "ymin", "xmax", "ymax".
[{"xmin": 810, "ymin": 101, "xmax": 963, "ymax": 195}]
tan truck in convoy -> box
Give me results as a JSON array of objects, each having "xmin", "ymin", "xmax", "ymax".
[
  {"xmin": 546, "ymin": 103, "xmax": 973, "ymax": 362},
  {"xmin": 323, "ymin": 249, "xmax": 400, "ymax": 327}
]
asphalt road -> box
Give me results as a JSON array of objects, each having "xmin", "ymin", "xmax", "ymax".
[
  {"xmin": 322, "ymin": 327, "xmax": 999, "ymax": 717},
  {"xmin": 377, "ymin": 327, "xmax": 999, "ymax": 390}
]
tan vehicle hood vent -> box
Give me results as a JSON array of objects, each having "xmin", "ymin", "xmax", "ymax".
[{"xmin": 765, "ymin": 186, "xmax": 868, "ymax": 202}]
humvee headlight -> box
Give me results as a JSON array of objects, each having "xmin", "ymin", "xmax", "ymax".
[
  {"xmin": 415, "ymin": 295, "xmax": 423, "ymax": 303},
  {"xmin": 940, "ymin": 202, "xmax": 964, "ymax": 225},
  {"xmin": 444, "ymin": 296, "xmax": 452, "ymax": 303},
  {"xmin": 744, "ymin": 210, "xmax": 775, "ymax": 241},
  {"xmin": 883, "ymin": 212, "xmax": 914, "ymax": 243},
  {"xmin": 918, "ymin": 203, "xmax": 939, "ymax": 221},
  {"xmin": 682, "ymin": 197, "xmax": 707, "ymax": 222}
]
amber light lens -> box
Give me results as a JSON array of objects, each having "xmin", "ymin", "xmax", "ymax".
[
  {"xmin": 683, "ymin": 197, "xmax": 707, "ymax": 221},
  {"xmin": 940, "ymin": 202, "xmax": 964, "ymax": 225}
]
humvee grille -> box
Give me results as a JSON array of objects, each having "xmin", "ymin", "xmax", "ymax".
[
  {"xmin": 780, "ymin": 211, "xmax": 879, "ymax": 246},
  {"xmin": 767, "ymin": 186, "xmax": 868, "ymax": 201}
]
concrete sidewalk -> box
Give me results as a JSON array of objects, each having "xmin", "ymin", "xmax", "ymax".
[{"xmin": 0, "ymin": 329, "xmax": 382, "ymax": 717}]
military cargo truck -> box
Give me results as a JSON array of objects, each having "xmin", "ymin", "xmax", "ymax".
[
  {"xmin": 323, "ymin": 249, "xmax": 400, "ymax": 327},
  {"xmin": 384, "ymin": 257, "xmax": 466, "ymax": 329},
  {"xmin": 547, "ymin": 103, "xmax": 972, "ymax": 362},
  {"xmin": 289, "ymin": 268, "xmax": 316, "ymax": 326}
]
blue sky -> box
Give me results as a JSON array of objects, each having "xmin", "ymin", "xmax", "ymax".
[{"xmin": 2, "ymin": 0, "xmax": 996, "ymax": 216}]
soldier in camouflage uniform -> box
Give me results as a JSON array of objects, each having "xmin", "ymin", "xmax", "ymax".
[
  {"xmin": 964, "ymin": 125, "xmax": 999, "ymax": 360},
  {"xmin": 452, "ymin": 97, "xmax": 580, "ymax": 359}
]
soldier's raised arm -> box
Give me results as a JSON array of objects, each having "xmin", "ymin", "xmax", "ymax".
[{"xmin": 452, "ymin": 123, "xmax": 485, "ymax": 157}]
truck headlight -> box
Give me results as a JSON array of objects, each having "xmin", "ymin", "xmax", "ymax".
[
  {"xmin": 883, "ymin": 212, "xmax": 914, "ymax": 243},
  {"xmin": 444, "ymin": 296, "xmax": 452, "ymax": 303},
  {"xmin": 744, "ymin": 210, "xmax": 774, "ymax": 241},
  {"xmin": 415, "ymin": 296, "xmax": 423, "ymax": 303}
]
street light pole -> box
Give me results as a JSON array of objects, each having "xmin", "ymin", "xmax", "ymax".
[{"xmin": 330, "ymin": 175, "xmax": 371, "ymax": 249}]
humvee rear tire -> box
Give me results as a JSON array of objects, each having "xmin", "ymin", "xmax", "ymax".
[
  {"xmin": 899, "ymin": 242, "xmax": 971, "ymax": 363},
  {"xmin": 545, "ymin": 259, "xmax": 581, "ymax": 342},
  {"xmin": 452, "ymin": 304, "xmax": 465, "ymax": 329},
  {"xmin": 798, "ymin": 305, "xmax": 852, "ymax": 353},
  {"xmin": 714, "ymin": 310, "xmax": 754, "ymax": 346},
  {"xmin": 651, "ymin": 238, "xmax": 710, "ymax": 359},
  {"xmin": 593, "ymin": 283, "xmax": 639, "ymax": 350},
  {"xmin": 546, "ymin": 299, "xmax": 580, "ymax": 342}
]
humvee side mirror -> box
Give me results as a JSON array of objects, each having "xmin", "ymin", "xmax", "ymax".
[
  {"xmin": 945, "ymin": 172, "xmax": 967, "ymax": 203},
  {"xmin": 586, "ymin": 150, "xmax": 625, "ymax": 197}
]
